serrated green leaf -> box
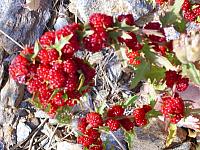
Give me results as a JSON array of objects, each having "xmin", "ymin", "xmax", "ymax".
[
  {"xmin": 52, "ymin": 34, "xmax": 73, "ymax": 56},
  {"xmin": 182, "ymin": 63, "xmax": 200, "ymax": 85},
  {"xmin": 125, "ymin": 130, "xmax": 135, "ymax": 149},
  {"xmin": 32, "ymin": 41, "xmax": 40, "ymax": 59},
  {"xmin": 146, "ymin": 109, "xmax": 162, "ymax": 118},
  {"xmin": 130, "ymin": 60, "xmax": 150, "ymax": 89},
  {"xmin": 166, "ymin": 124, "xmax": 177, "ymax": 147},
  {"xmin": 145, "ymin": 65, "xmax": 166, "ymax": 82},
  {"xmin": 160, "ymin": 11, "xmax": 178, "ymax": 26},
  {"xmin": 123, "ymin": 95, "xmax": 138, "ymax": 107},
  {"xmin": 30, "ymin": 95, "xmax": 42, "ymax": 109}
]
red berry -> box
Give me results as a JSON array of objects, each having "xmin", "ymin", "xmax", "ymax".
[
  {"xmin": 66, "ymin": 99, "xmax": 77, "ymax": 106},
  {"xmin": 83, "ymin": 28, "xmax": 108, "ymax": 52},
  {"xmin": 176, "ymin": 77, "xmax": 189, "ymax": 92},
  {"xmin": 48, "ymin": 68, "xmax": 66, "ymax": 89},
  {"xmin": 77, "ymin": 136, "xmax": 94, "ymax": 147},
  {"xmin": 89, "ymin": 145, "xmax": 103, "ymax": 150},
  {"xmin": 106, "ymin": 119, "xmax": 120, "ymax": 131},
  {"xmin": 192, "ymin": 6, "xmax": 200, "ymax": 16},
  {"xmin": 37, "ymin": 64, "xmax": 51, "ymax": 81},
  {"xmin": 85, "ymin": 128, "xmax": 100, "ymax": 140},
  {"xmin": 77, "ymin": 118, "xmax": 88, "ymax": 133},
  {"xmin": 63, "ymin": 58, "xmax": 77, "ymax": 75},
  {"xmin": 184, "ymin": 11, "xmax": 196, "ymax": 21},
  {"xmin": 64, "ymin": 75, "xmax": 78, "ymax": 92},
  {"xmin": 51, "ymin": 91, "xmax": 65, "ymax": 107},
  {"xmin": 39, "ymin": 31, "xmax": 56, "ymax": 48},
  {"xmin": 119, "ymin": 118, "xmax": 134, "ymax": 131},
  {"xmin": 165, "ymin": 70, "xmax": 181, "ymax": 88},
  {"xmin": 133, "ymin": 108, "xmax": 148, "ymax": 127},
  {"xmin": 161, "ymin": 94, "xmax": 184, "ymax": 123},
  {"xmin": 107, "ymin": 105, "xmax": 124, "ymax": 117},
  {"xmin": 38, "ymin": 84, "xmax": 52, "ymax": 105},
  {"xmin": 27, "ymin": 76, "xmax": 43, "ymax": 93},
  {"xmin": 37, "ymin": 49, "xmax": 59, "ymax": 65},
  {"xmin": 182, "ymin": 0, "xmax": 191, "ymax": 11},
  {"xmin": 56, "ymin": 26, "xmax": 80, "ymax": 56},
  {"xmin": 89, "ymin": 13, "xmax": 113, "ymax": 28},
  {"xmin": 118, "ymin": 14, "xmax": 135, "ymax": 26},
  {"xmin": 21, "ymin": 47, "xmax": 34, "ymax": 55},
  {"xmin": 86, "ymin": 112, "xmax": 103, "ymax": 127},
  {"xmin": 143, "ymin": 105, "xmax": 152, "ymax": 113},
  {"xmin": 9, "ymin": 55, "xmax": 30, "ymax": 84}
]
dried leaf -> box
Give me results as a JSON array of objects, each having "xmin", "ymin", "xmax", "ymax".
[{"xmin": 24, "ymin": 0, "xmax": 40, "ymax": 11}]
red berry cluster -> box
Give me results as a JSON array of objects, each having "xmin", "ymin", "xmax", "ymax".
[
  {"xmin": 77, "ymin": 104, "xmax": 153, "ymax": 149},
  {"xmin": 165, "ymin": 70, "xmax": 189, "ymax": 92},
  {"xmin": 9, "ymin": 23, "xmax": 96, "ymax": 117},
  {"xmin": 161, "ymin": 93, "xmax": 185, "ymax": 123},
  {"xmin": 182, "ymin": 0, "xmax": 200, "ymax": 22},
  {"xmin": 133, "ymin": 105, "xmax": 152, "ymax": 127}
]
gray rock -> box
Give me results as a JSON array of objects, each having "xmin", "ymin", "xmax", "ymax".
[
  {"xmin": 69, "ymin": 0, "xmax": 152, "ymax": 22},
  {"xmin": 16, "ymin": 121, "xmax": 31, "ymax": 143},
  {"xmin": 168, "ymin": 142, "xmax": 193, "ymax": 150},
  {"xmin": 0, "ymin": 78, "xmax": 24, "ymax": 108},
  {"xmin": 0, "ymin": 0, "xmax": 52, "ymax": 53}
]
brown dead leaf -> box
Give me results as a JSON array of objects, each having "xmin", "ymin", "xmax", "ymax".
[{"xmin": 24, "ymin": 0, "xmax": 40, "ymax": 11}]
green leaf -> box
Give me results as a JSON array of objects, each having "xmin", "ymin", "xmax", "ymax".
[
  {"xmin": 82, "ymin": 30, "xmax": 94, "ymax": 38},
  {"xmin": 182, "ymin": 63, "xmax": 200, "ymax": 85},
  {"xmin": 62, "ymin": 93, "xmax": 68, "ymax": 101},
  {"xmin": 30, "ymin": 95, "xmax": 42, "ymax": 109},
  {"xmin": 52, "ymin": 34, "xmax": 73, "ymax": 56},
  {"xmin": 44, "ymin": 103, "xmax": 51, "ymax": 112},
  {"xmin": 130, "ymin": 60, "xmax": 150, "ymax": 89},
  {"xmin": 121, "ymin": 31, "xmax": 132, "ymax": 39},
  {"xmin": 145, "ymin": 65, "xmax": 166, "ymax": 82},
  {"xmin": 166, "ymin": 124, "xmax": 177, "ymax": 147},
  {"xmin": 56, "ymin": 107, "xmax": 71, "ymax": 124},
  {"xmin": 146, "ymin": 109, "xmax": 162, "ymax": 118},
  {"xmin": 125, "ymin": 130, "xmax": 135, "ymax": 149},
  {"xmin": 96, "ymin": 100, "xmax": 107, "ymax": 115},
  {"xmin": 160, "ymin": 11, "xmax": 178, "ymax": 26},
  {"xmin": 122, "ymin": 95, "xmax": 138, "ymax": 107},
  {"xmin": 174, "ymin": 18, "xmax": 186, "ymax": 33},
  {"xmin": 32, "ymin": 41, "xmax": 40, "ymax": 59}
]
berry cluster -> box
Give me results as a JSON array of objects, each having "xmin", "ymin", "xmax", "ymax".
[
  {"xmin": 182, "ymin": 0, "xmax": 200, "ymax": 22},
  {"xmin": 9, "ymin": 23, "xmax": 96, "ymax": 117},
  {"xmin": 77, "ymin": 104, "xmax": 153, "ymax": 149},
  {"xmin": 161, "ymin": 93, "xmax": 185, "ymax": 123},
  {"xmin": 165, "ymin": 70, "xmax": 189, "ymax": 92},
  {"xmin": 77, "ymin": 105, "xmax": 134, "ymax": 149}
]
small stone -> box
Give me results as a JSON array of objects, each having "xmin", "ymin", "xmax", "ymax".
[
  {"xmin": 56, "ymin": 141, "xmax": 82, "ymax": 150},
  {"xmin": 17, "ymin": 121, "xmax": 31, "ymax": 143},
  {"xmin": 17, "ymin": 109, "xmax": 29, "ymax": 117}
]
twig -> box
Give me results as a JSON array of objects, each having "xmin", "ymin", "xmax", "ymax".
[
  {"xmin": 0, "ymin": 29, "xmax": 24, "ymax": 49},
  {"xmin": 109, "ymin": 131, "xmax": 126, "ymax": 150},
  {"xmin": 47, "ymin": 124, "xmax": 59, "ymax": 148},
  {"xmin": 28, "ymin": 118, "xmax": 49, "ymax": 150}
]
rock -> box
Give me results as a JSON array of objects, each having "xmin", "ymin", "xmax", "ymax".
[
  {"xmin": 0, "ymin": 0, "xmax": 52, "ymax": 53},
  {"xmin": 132, "ymin": 119, "xmax": 167, "ymax": 150},
  {"xmin": 168, "ymin": 142, "xmax": 193, "ymax": 150},
  {"xmin": 69, "ymin": 0, "xmax": 152, "ymax": 22},
  {"xmin": 56, "ymin": 141, "xmax": 82, "ymax": 150},
  {"xmin": 0, "ymin": 78, "xmax": 24, "ymax": 108},
  {"xmin": 17, "ymin": 109, "xmax": 29, "ymax": 117},
  {"xmin": 16, "ymin": 121, "xmax": 31, "ymax": 143},
  {"xmin": 0, "ymin": 141, "xmax": 4, "ymax": 150},
  {"xmin": 34, "ymin": 110, "xmax": 49, "ymax": 119}
]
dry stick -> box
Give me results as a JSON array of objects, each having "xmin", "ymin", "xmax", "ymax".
[
  {"xmin": 0, "ymin": 29, "xmax": 24, "ymax": 49},
  {"xmin": 28, "ymin": 118, "xmax": 49, "ymax": 150},
  {"xmin": 47, "ymin": 124, "xmax": 59, "ymax": 148},
  {"xmin": 109, "ymin": 131, "xmax": 127, "ymax": 150}
]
